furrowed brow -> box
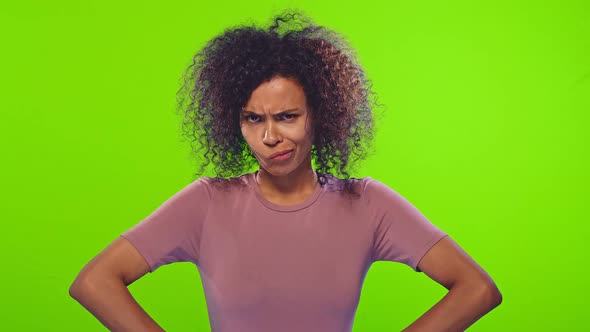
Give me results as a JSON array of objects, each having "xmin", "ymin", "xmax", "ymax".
[{"xmin": 241, "ymin": 108, "xmax": 301, "ymax": 115}]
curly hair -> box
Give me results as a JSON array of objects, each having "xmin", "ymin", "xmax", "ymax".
[{"xmin": 176, "ymin": 9, "xmax": 380, "ymax": 196}]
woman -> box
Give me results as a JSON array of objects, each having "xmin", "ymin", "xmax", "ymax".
[{"xmin": 70, "ymin": 11, "xmax": 502, "ymax": 332}]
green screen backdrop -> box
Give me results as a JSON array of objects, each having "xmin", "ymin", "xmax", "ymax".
[{"xmin": 2, "ymin": 0, "xmax": 588, "ymax": 331}]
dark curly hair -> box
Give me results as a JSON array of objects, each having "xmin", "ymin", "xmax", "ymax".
[{"xmin": 176, "ymin": 9, "xmax": 381, "ymax": 196}]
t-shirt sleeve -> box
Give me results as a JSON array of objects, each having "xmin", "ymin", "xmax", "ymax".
[
  {"xmin": 364, "ymin": 178, "xmax": 448, "ymax": 272},
  {"xmin": 120, "ymin": 177, "xmax": 211, "ymax": 273}
]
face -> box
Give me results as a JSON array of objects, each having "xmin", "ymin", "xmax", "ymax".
[{"xmin": 240, "ymin": 76, "xmax": 313, "ymax": 177}]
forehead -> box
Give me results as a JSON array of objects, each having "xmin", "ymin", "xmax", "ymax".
[{"xmin": 244, "ymin": 76, "xmax": 307, "ymax": 112}]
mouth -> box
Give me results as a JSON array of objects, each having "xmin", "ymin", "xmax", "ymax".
[{"xmin": 270, "ymin": 149, "xmax": 294, "ymax": 160}]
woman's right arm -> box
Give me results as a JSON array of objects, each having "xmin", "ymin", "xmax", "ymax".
[{"xmin": 69, "ymin": 236, "xmax": 165, "ymax": 331}]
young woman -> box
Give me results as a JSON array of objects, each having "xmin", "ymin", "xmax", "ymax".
[{"xmin": 70, "ymin": 11, "xmax": 502, "ymax": 332}]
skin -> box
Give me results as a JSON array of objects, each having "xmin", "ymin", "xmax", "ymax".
[
  {"xmin": 240, "ymin": 77, "xmax": 502, "ymax": 331},
  {"xmin": 407, "ymin": 237, "xmax": 503, "ymax": 331},
  {"xmin": 70, "ymin": 75, "xmax": 501, "ymax": 332},
  {"xmin": 240, "ymin": 76, "xmax": 503, "ymax": 330},
  {"xmin": 69, "ymin": 238, "xmax": 161, "ymax": 331},
  {"xmin": 240, "ymin": 75, "xmax": 318, "ymax": 205}
]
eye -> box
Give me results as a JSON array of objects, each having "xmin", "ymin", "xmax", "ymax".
[
  {"xmin": 245, "ymin": 114, "xmax": 261, "ymax": 123},
  {"xmin": 281, "ymin": 113, "xmax": 297, "ymax": 121}
]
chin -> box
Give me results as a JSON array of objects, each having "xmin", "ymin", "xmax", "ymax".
[{"xmin": 260, "ymin": 164, "xmax": 298, "ymax": 177}]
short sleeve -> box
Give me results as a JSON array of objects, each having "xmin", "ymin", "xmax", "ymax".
[
  {"xmin": 364, "ymin": 178, "xmax": 448, "ymax": 272},
  {"xmin": 120, "ymin": 177, "xmax": 211, "ymax": 272}
]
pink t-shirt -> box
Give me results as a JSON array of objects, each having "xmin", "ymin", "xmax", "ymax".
[{"xmin": 121, "ymin": 171, "xmax": 448, "ymax": 332}]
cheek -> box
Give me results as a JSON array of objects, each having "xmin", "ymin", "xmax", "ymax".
[
  {"xmin": 240, "ymin": 127, "xmax": 256, "ymax": 148},
  {"xmin": 240, "ymin": 123, "xmax": 255, "ymax": 138},
  {"xmin": 292, "ymin": 132, "xmax": 314, "ymax": 150}
]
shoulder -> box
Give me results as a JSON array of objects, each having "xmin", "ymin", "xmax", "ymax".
[
  {"xmin": 321, "ymin": 174, "xmax": 381, "ymax": 192},
  {"xmin": 319, "ymin": 173, "xmax": 373, "ymax": 199},
  {"xmin": 358, "ymin": 177, "xmax": 407, "ymax": 207},
  {"xmin": 362, "ymin": 177, "xmax": 391, "ymax": 194},
  {"xmin": 197, "ymin": 173, "xmax": 251, "ymax": 195}
]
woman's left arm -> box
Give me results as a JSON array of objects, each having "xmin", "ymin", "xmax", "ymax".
[{"xmin": 403, "ymin": 236, "xmax": 503, "ymax": 332}]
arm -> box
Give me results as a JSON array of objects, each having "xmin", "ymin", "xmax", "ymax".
[
  {"xmin": 402, "ymin": 236, "xmax": 502, "ymax": 331},
  {"xmin": 69, "ymin": 236, "xmax": 165, "ymax": 332}
]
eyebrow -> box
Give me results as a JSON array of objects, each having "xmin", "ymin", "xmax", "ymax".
[{"xmin": 240, "ymin": 108, "xmax": 301, "ymax": 115}]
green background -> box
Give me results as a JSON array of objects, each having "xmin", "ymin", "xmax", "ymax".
[{"xmin": 2, "ymin": 0, "xmax": 588, "ymax": 330}]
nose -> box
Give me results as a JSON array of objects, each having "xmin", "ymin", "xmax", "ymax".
[{"xmin": 262, "ymin": 122, "xmax": 282, "ymax": 146}]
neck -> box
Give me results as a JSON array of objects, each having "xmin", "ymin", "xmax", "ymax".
[{"xmin": 256, "ymin": 164, "xmax": 317, "ymax": 199}]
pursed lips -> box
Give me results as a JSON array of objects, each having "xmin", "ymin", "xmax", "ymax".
[{"xmin": 270, "ymin": 149, "xmax": 293, "ymax": 159}]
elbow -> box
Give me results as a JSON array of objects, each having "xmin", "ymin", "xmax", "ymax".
[
  {"xmin": 458, "ymin": 278, "xmax": 502, "ymax": 310},
  {"xmin": 69, "ymin": 274, "xmax": 90, "ymax": 300},
  {"xmin": 69, "ymin": 269, "xmax": 125, "ymax": 301},
  {"xmin": 482, "ymin": 281, "xmax": 503, "ymax": 309},
  {"xmin": 68, "ymin": 282, "xmax": 77, "ymax": 299},
  {"xmin": 69, "ymin": 272, "xmax": 104, "ymax": 301}
]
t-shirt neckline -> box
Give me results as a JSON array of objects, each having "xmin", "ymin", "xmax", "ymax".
[{"xmin": 247, "ymin": 171, "xmax": 325, "ymax": 212}]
